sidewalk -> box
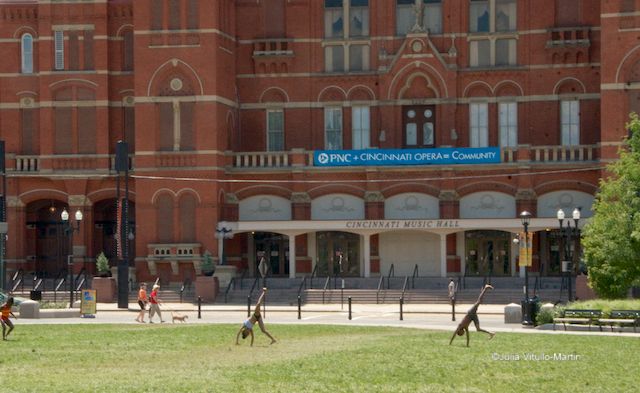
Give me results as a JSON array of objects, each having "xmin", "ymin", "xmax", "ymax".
[{"xmin": 16, "ymin": 301, "xmax": 640, "ymax": 337}]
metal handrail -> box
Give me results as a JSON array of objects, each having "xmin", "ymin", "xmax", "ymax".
[
  {"xmin": 297, "ymin": 276, "xmax": 307, "ymax": 298},
  {"xmin": 411, "ymin": 264, "xmax": 419, "ymax": 289},
  {"xmin": 75, "ymin": 276, "xmax": 85, "ymax": 292},
  {"xmin": 224, "ymin": 277, "xmax": 236, "ymax": 303},
  {"xmin": 11, "ymin": 270, "xmax": 24, "ymax": 293},
  {"xmin": 54, "ymin": 277, "xmax": 66, "ymax": 302},
  {"xmin": 457, "ymin": 276, "xmax": 463, "ymax": 293},
  {"xmin": 309, "ymin": 264, "xmax": 318, "ymax": 289},
  {"xmin": 238, "ymin": 269, "xmax": 247, "ymax": 290},
  {"xmin": 376, "ymin": 275, "xmax": 384, "ymax": 304},
  {"xmin": 386, "ymin": 264, "xmax": 395, "ymax": 290},
  {"xmin": 248, "ymin": 276, "xmax": 260, "ymax": 300},
  {"xmin": 401, "ymin": 276, "xmax": 409, "ymax": 300},
  {"xmin": 321, "ymin": 276, "xmax": 331, "ymax": 304},
  {"xmin": 33, "ymin": 278, "xmax": 43, "ymax": 291}
]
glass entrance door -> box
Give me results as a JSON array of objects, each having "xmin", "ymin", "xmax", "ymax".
[
  {"xmin": 316, "ymin": 231, "xmax": 360, "ymax": 276},
  {"xmin": 254, "ymin": 232, "xmax": 289, "ymax": 277},
  {"xmin": 465, "ymin": 230, "xmax": 511, "ymax": 276}
]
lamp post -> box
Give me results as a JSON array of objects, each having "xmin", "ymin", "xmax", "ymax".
[
  {"xmin": 215, "ymin": 221, "xmax": 233, "ymax": 265},
  {"xmin": 61, "ymin": 208, "xmax": 83, "ymax": 307},
  {"xmin": 557, "ymin": 208, "xmax": 580, "ymax": 302},
  {"xmin": 519, "ymin": 210, "xmax": 533, "ymax": 325}
]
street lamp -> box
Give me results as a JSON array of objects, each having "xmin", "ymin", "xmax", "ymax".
[
  {"xmin": 557, "ymin": 207, "xmax": 580, "ymax": 302},
  {"xmin": 62, "ymin": 208, "xmax": 83, "ymax": 307},
  {"xmin": 519, "ymin": 210, "xmax": 533, "ymax": 325},
  {"xmin": 215, "ymin": 221, "xmax": 233, "ymax": 265}
]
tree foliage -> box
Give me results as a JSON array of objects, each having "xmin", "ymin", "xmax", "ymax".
[{"xmin": 582, "ymin": 113, "xmax": 640, "ymax": 298}]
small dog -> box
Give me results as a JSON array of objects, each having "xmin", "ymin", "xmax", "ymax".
[{"xmin": 171, "ymin": 312, "xmax": 188, "ymax": 323}]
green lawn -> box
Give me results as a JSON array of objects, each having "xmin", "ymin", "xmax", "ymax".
[{"xmin": 0, "ymin": 324, "xmax": 638, "ymax": 392}]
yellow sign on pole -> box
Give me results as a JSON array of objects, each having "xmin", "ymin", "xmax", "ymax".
[
  {"xmin": 518, "ymin": 232, "xmax": 534, "ymax": 267},
  {"xmin": 81, "ymin": 289, "xmax": 97, "ymax": 317}
]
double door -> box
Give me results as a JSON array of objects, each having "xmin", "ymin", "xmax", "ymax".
[
  {"xmin": 465, "ymin": 231, "xmax": 511, "ymax": 276},
  {"xmin": 254, "ymin": 232, "xmax": 289, "ymax": 277},
  {"xmin": 316, "ymin": 231, "xmax": 359, "ymax": 277}
]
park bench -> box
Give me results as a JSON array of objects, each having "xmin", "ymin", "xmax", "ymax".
[
  {"xmin": 597, "ymin": 310, "xmax": 640, "ymax": 333},
  {"xmin": 553, "ymin": 309, "xmax": 602, "ymax": 331}
]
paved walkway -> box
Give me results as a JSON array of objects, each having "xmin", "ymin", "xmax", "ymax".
[{"xmin": 16, "ymin": 302, "xmax": 640, "ymax": 337}]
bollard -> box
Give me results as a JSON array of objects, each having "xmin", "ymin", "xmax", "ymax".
[
  {"xmin": 247, "ymin": 295, "xmax": 251, "ymax": 317},
  {"xmin": 400, "ymin": 297, "xmax": 404, "ymax": 321},
  {"xmin": 348, "ymin": 296, "xmax": 352, "ymax": 320},
  {"xmin": 451, "ymin": 297, "xmax": 456, "ymax": 321},
  {"xmin": 297, "ymin": 295, "xmax": 301, "ymax": 320},
  {"xmin": 197, "ymin": 296, "xmax": 202, "ymax": 319}
]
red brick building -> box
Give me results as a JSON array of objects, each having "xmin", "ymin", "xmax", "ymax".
[{"xmin": 0, "ymin": 0, "xmax": 636, "ymax": 286}]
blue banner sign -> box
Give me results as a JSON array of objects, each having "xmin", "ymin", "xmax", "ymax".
[{"xmin": 313, "ymin": 147, "xmax": 501, "ymax": 167}]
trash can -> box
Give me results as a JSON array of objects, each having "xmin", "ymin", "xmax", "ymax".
[
  {"xmin": 30, "ymin": 290, "xmax": 42, "ymax": 301},
  {"xmin": 521, "ymin": 297, "xmax": 540, "ymax": 326}
]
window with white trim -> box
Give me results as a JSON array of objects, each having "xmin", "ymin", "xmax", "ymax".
[
  {"xmin": 560, "ymin": 100, "xmax": 580, "ymax": 146},
  {"xmin": 267, "ymin": 109, "xmax": 285, "ymax": 151},
  {"xmin": 396, "ymin": 0, "xmax": 442, "ymax": 35},
  {"xmin": 54, "ymin": 30, "xmax": 64, "ymax": 70},
  {"xmin": 352, "ymin": 106, "xmax": 370, "ymax": 150},
  {"xmin": 324, "ymin": 0, "xmax": 370, "ymax": 73},
  {"xmin": 469, "ymin": 102, "xmax": 488, "ymax": 147},
  {"xmin": 469, "ymin": 0, "xmax": 517, "ymax": 67},
  {"xmin": 324, "ymin": 107, "xmax": 343, "ymax": 150},
  {"xmin": 21, "ymin": 34, "xmax": 33, "ymax": 74},
  {"xmin": 498, "ymin": 101, "xmax": 517, "ymax": 147}
]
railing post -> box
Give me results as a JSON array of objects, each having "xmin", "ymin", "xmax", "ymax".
[
  {"xmin": 297, "ymin": 295, "xmax": 301, "ymax": 320},
  {"xmin": 400, "ymin": 297, "xmax": 404, "ymax": 321},
  {"xmin": 348, "ymin": 296, "xmax": 352, "ymax": 320},
  {"xmin": 198, "ymin": 296, "xmax": 202, "ymax": 319}
]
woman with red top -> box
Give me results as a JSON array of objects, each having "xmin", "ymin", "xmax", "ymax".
[
  {"xmin": 148, "ymin": 284, "xmax": 164, "ymax": 323},
  {"xmin": 135, "ymin": 283, "xmax": 148, "ymax": 323},
  {"xmin": 1, "ymin": 297, "xmax": 16, "ymax": 340}
]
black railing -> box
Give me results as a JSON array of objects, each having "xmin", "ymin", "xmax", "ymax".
[
  {"xmin": 33, "ymin": 278, "xmax": 43, "ymax": 292},
  {"xmin": 321, "ymin": 276, "xmax": 331, "ymax": 304},
  {"xmin": 238, "ymin": 269, "xmax": 248, "ymax": 290},
  {"xmin": 297, "ymin": 276, "xmax": 307, "ymax": 299},
  {"xmin": 401, "ymin": 276, "xmax": 409, "ymax": 300},
  {"xmin": 411, "ymin": 264, "xmax": 419, "ymax": 289},
  {"xmin": 386, "ymin": 264, "xmax": 395, "ymax": 290},
  {"xmin": 11, "ymin": 268, "xmax": 24, "ymax": 293},
  {"xmin": 376, "ymin": 275, "xmax": 384, "ymax": 304},
  {"xmin": 224, "ymin": 277, "xmax": 236, "ymax": 303},
  {"xmin": 248, "ymin": 276, "xmax": 260, "ymax": 301},
  {"xmin": 54, "ymin": 276, "xmax": 66, "ymax": 303},
  {"xmin": 309, "ymin": 264, "xmax": 318, "ymax": 289}
]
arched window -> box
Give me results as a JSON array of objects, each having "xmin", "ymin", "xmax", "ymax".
[
  {"xmin": 179, "ymin": 194, "xmax": 197, "ymax": 242},
  {"xmin": 21, "ymin": 33, "xmax": 33, "ymax": 74},
  {"xmin": 156, "ymin": 194, "xmax": 174, "ymax": 242}
]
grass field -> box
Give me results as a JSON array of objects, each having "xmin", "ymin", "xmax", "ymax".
[{"xmin": 0, "ymin": 324, "xmax": 638, "ymax": 392}]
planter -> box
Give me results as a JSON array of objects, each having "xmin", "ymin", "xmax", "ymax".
[
  {"xmin": 92, "ymin": 277, "xmax": 117, "ymax": 303},
  {"xmin": 195, "ymin": 276, "xmax": 219, "ymax": 303},
  {"xmin": 575, "ymin": 275, "xmax": 596, "ymax": 300}
]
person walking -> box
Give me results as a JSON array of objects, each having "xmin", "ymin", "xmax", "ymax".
[
  {"xmin": 449, "ymin": 284, "xmax": 495, "ymax": 347},
  {"xmin": 135, "ymin": 283, "xmax": 148, "ymax": 323},
  {"xmin": 236, "ymin": 288, "xmax": 276, "ymax": 346},
  {"xmin": 148, "ymin": 284, "xmax": 164, "ymax": 323},
  {"xmin": 1, "ymin": 297, "xmax": 17, "ymax": 340}
]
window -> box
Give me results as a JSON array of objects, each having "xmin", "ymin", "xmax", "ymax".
[
  {"xmin": 324, "ymin": 107, "xmax": 343, "ymax": 150},
  {"xmin": 324, "ymin": 0, "xmax": 370, "ymax": 72},
  {"xmin": 21, "ymin": 34, "xmax": 33, "ymax": 74},
  {"xmin": 498, "ymin": 102, "xmax": 517, "ymax": 147},
  {"xmin": 469, "ymin": 103, "xmax": 488, "ymax": 147},
  {"xmin": 561, "ymin": 100, "xmax": 580, "ymax": 146},
  {"xmin": 123, "ymin": 30, "xmax": 134, "ymax": 71},
  {"xmin": 403, "ymin": 105, "xmax": 436, "ymax": 148},
  {"xmin": 352, "ymin": 106, "xmax": 370, "ymax": 149},
  {"xmin": 54, "ymin": 30, "xmax": 64, "ymax": 70},
  {"xmin": 151, "ymin": 0, "xmax": 164, "ymax": 31},
  {"xmin": 396, "ymin": 0, "xmax": 442, "ymax": 35},
  {"xmin": 168, "ymin": 0, "xmax": 181, "ymax": 30},
  {"xmin": 267, "ymin": 109, "xmax": 285, "ymax": 151},
  {"xmin": 469, "ymin": 0, "xmax": 517, "ymax": 67},
  {"xmin": 53, "ymin": 87, "xmax": 97, "ymax": 154}
]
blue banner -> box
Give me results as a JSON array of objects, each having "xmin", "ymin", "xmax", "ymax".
[{"xmin": 313, "ymin": 147, "xmax": 501, "ymax": 167}]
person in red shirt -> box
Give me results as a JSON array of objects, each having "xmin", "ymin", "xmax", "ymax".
[
  {"xmin": 1, "ymin": 297, "xmax": 17, "ymax": 340},
  {"xmin": 135, "ymin": 283, "xmax": 148, "ymax": 323},
  {"xmin": 148, "ymin": 284, "xmax": 164, "ymax": 323}
]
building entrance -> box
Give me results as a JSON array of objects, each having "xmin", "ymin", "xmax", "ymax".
[
  {"xmin": 465, "ymin": 230, "xmax": 512, "ymax": 276},
  {"xmin": 316, "ymin": 231, "xmax": 359, "ymax": 276},
  {"xmin": 254, "ymin": 232, "xmax": 289, "ymax": 277}
]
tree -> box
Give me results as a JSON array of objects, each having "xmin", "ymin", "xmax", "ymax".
[{"xmin": 581, "ymin": 113, "xmax": 640, "ymax": 298}]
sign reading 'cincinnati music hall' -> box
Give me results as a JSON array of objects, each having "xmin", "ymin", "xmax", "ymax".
[{"xmin": 345, "ymin": 220, "xmax": 461, "ymax": 229}]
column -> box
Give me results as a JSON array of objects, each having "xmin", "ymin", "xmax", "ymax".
[
  {"xmin": 440, "ymin": 234, "xmax": 447, "ymax": 278},
  {"xmin": 363, "ymin": 234, "xmax": 371, "ymax": 278},
  {"xmin": 288, "ymin": 234, "xmax": 296, "ymax": 278}
]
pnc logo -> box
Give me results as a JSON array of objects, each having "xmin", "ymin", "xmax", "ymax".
[{"xmin": 318, "ymin": 153, "xmax": 329, "ymax": 164}]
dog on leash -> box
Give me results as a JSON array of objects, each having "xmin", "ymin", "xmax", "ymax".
[{"xmin": 171, "ymin": 312, "xmax": 188, "ymax": 323}]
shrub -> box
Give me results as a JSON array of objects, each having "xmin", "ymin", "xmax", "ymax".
[{"xmin": 535, "ymin": 306, "xmax": 557, "ymax": 325}]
